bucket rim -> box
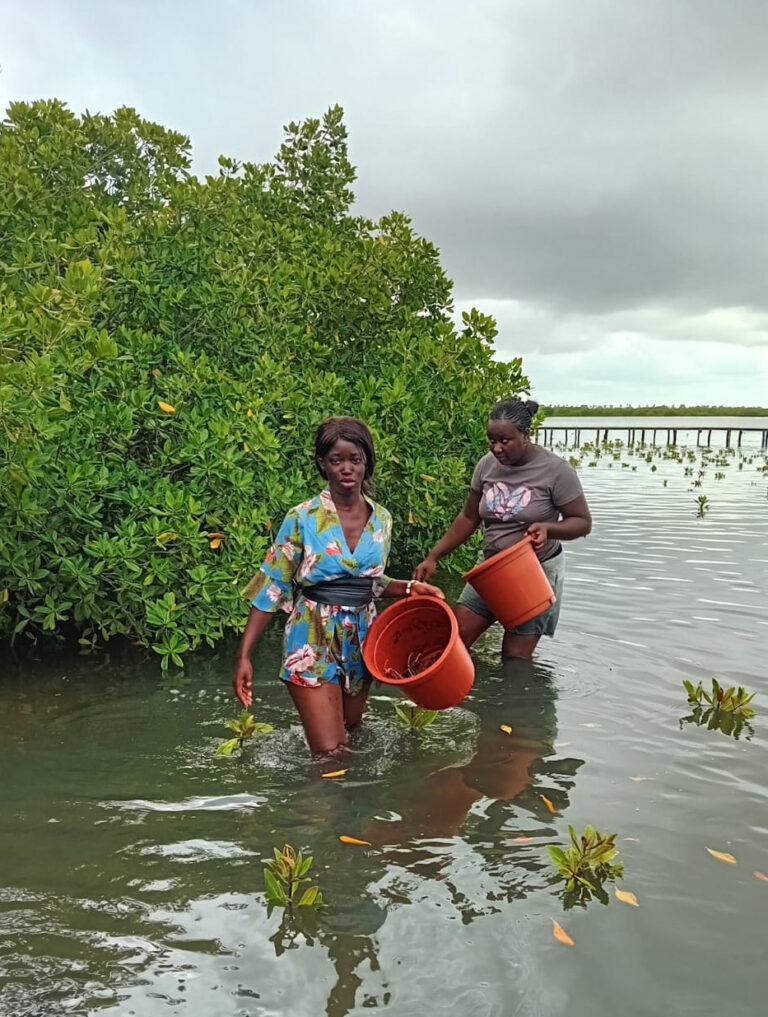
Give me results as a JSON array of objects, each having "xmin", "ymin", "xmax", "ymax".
[
  {"xmin": 364, "ymin": 595, "xmax": 459, "ymax": 687},
  {"xmin": 461, "ymin": 533, "xmax": 536, "ymax": 583}
]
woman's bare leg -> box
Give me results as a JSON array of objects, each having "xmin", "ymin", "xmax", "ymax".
[
  {"xmin": 501, "ymin": 632, "xmax": 540, "ymax": 660},
  {"xmin": 286, "ymin": 682, "xmax": 347, "ymax": 756},
  {"xmin": 342, "ymin": 684, "xmax": 370, "ymax": 731},
  {"xmin": 454, "ymin": 604, "xmax": 493, "ymax": 649}
]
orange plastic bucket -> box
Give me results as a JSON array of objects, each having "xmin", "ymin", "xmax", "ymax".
[
  {"xmin": 462, "ymin": 535, "xmax": 555, "ymax": 628},
  {"xmin": 363, "ymin": 596, "xmax": 474, "ymax": 710}
]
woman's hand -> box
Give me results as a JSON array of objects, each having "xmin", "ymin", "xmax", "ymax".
[
  {"xmin": 413, "ymin": 556, "xmax": 438, "ymax": 582},
  {"xmin": 526, "ymin": 522, "xmax": 549, "ymax": 550},
  {"xmin": 412, "ymin": 580, "xmax": 445, "ymax": 600},
  {"xmin": 233, "ymin": 657, "xmax": 254, "ymax": 708}
]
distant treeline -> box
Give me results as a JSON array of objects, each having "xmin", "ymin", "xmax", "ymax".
[{"xmin": 542, "ymin": 405, "xmax": 768, "ymax": 417}]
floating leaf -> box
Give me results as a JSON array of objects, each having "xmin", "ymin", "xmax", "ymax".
[
  {"xmin": 540, "ymin": 794, "xmax": 556, "ymax": 814},
  {"xmin": 706, "ymin": 847, "xmax": 737, "ymax": 864},
  {"xmin": 157, "ymin": 400, "xmax": 175, "ymax": 413},
  {"xmin": 615, "ymin": 889, "xmax": 639, "ymax": 906},
  {"xmin": 209, "ymin": 538, "xmax": 222, "ymax": 549},
  {"xmin": 339, "ymin": 835, "xmax": 371, "ymax": 846},
  {"xmin": 629, "ymin": 776, "xmax": 654, "ymax": 782},
  {"xmin": 552, "ymin": 920, "xmax": 574, "ymax": 946},
  {"xmin": 753, "ymin": 871, "xmax": 768, "ymax": 882},
  {"xmin": 321, "ymin": 769, "xmax": 347, "ymax": 778},
  {"xmin": 500, "ymin": 724, "xmax": 513, "ymax": 734},
  {"xmin": 514, "ymin": 836, "xmax": 534, "ymax": 843}
]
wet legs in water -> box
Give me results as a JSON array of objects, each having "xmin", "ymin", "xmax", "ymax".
[
  {"xmin": 286, "ymin": 681, "xmax": 370, "ymax": 758},
  {"xmin": 453, "ymin": 604, "xmax": 541, "ymax": 660}
]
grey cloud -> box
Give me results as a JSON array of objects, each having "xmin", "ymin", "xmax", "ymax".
[{"xmin": 4, "ymin": 0, "xmax": 768, "ymax": 388}]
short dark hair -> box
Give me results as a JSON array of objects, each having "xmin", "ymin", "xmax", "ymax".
[
  {"xmin": 489, "ymin": 398, "xmax": 539, "ymax": 433},
  {"xmin": 314, "ymin": 417, "xmax": 376, "ymax": 493}
]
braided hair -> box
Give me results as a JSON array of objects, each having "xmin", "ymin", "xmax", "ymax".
[{"xmin": 488, "ymin": 398, "xmax": 539, "ymax": 434}]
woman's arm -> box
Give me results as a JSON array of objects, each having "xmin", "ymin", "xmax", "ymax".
[
  {"xmin": 527, "ymin": 494, "xmax": 592, "ymax": 550},
  {"xmin": 413, "ymin": 490, "xmax": 482, "ymax": 581},
  {"xmin": 381, "ymin": 579, "xmax": 445, "ymax": 599},
  {"xmin": 232, "ymin": 607, "xmax": 274, "ymax": 707}
]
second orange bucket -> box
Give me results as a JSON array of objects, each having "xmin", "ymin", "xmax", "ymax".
[
  {"xmin": 363, "ymin": 596, "xmax": 474, "ymax": 710},
  {"xmin": 462, "ymin": 535, "xmax": 555, "ymax": 628}
]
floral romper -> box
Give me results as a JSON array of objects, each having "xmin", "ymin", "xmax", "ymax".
[{"xmin": 243, "ymin": 489, "xmax": 392, "ymax": 694}]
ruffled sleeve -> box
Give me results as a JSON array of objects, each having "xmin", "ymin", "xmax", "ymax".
[
  {"xmin": 370, "ymin": 505, "xmax": 393, "ymax": 598},
  {"xmin": 241, "ymin": 510, "xmax": 303, "ymax": 614}
]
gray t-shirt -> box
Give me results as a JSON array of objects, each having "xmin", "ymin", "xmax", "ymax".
[{"xmin": 470, "ymin": 447, "xmax": 584, "ymax": 561}]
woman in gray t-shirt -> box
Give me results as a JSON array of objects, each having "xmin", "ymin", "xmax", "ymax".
[{"xmin": 413, "ymin": 398, "xmax": 592, "ymax": 660}]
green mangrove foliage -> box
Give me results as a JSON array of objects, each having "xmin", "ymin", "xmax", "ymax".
[
  {"xmin": 393, "ymin": 701, "xmax": 439, "ymax": 729},
  {"xmin": 681, "ymin": 679, "xmax": 756, "ymax": 739},
  {"xmin": 0, "ymin": 100, "xmax": 528, "ymax": 661},
  {"xmin": 217, "ymin": 709, "xmax": 273, "ymax": 755},
  {"xmin": 547, "ymin": 825, "xmax": 624, "ymax": 902},
  {"xmin": 264, "ymin": 844, "xmax": 323, "ymax": 909}
]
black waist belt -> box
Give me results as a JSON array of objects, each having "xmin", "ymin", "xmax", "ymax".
[{"xmin": 302, "ymin": 577, "xmax": 375, "ymax": 607}]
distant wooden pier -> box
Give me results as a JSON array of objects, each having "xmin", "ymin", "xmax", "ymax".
[{"xmin": 534, "ymin": 426, "xmax": 768, "ymax": 449}]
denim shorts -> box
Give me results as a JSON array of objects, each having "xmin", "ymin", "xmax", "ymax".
[{"xmin": 457, "ymin": 549, "xmax": 566, "ymax": 637}]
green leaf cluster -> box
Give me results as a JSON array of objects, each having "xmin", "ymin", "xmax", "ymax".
[
  {"xmin": 681, "ymin": 679, "xmax": 756, "ymax": 739},
  {"xmin": 394, "ymin": 702, "xmax": 439, "ymax": 729},
  {"xmin": 683, "ymin": 678, "xmax": 755, "ymax": 716},
  {"xmin": 264, "ymin": 844, "xmax": 323, "ymax": 909},
  {"xmin": 0, "ymin": 100, "xmax": 528, "ymax": 662},
  {"xmin": 547, "ymin": 825, "xmax": 624, "ymax": 895},
  {"xmin": 216, "ymin": 709, "xmax": 273, "ymax": 755}
]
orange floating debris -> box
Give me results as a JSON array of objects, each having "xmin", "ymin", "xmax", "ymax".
[
  {"xmin": 552, "ymin": 920, "xmax": 574, "ymax": 946},
  {"xmin": 753, "ymin": 871, "xmax": 768, "ymax": 882},
  {"xmin": 706, "ymin": 847, "xmax": 737, "ymax": 865},
  {"xmin": 339, "ymin": 835, "xmax": 371, "ymax": 846},
  {"xmin": 321, "ymin": 769, "xmax": 347, "ymax": 779},
  {"xmin": 540, "ymin": 794, "xmax": 556, "ymax": 814},
  {"xmin": 615, "ymin": 889, "xmax": 639, "ymax": 907},
  {"xmin": 514, "ymin": 836, "xmax": 534, "ymax": 843},
  {"xmin": 500, "ymin": 724, "xmax": 513, "ymax": 734}
]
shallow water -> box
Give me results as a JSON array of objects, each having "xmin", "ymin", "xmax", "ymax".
[{"xmin": 2, "ymin": 439, "xmax": 767, "ymax": 1016}]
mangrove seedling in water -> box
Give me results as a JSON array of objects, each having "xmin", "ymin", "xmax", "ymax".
[
  {"xmin": 547, "ymin": 825, "xmax": 624, "ymax": 897},
  {"xmin": 681, "ymin": 679, "xmax": 756, "ymax": 740},
  {"xmin": 684, "ymin": 679, "xmax": 755, "ymax": 715},
  {"xmin": 264, "ymin": 844, "xmax": 324, "ymax": 909},
  {"xmin": 696, "ymin": 494, "xmax": 709, "ymax": 517},
  {"xmin": 394, "ymin": 701, "xmax": 439, "ymax": 729},
  {"xmin": 217, "ymin": 709, "xmax": 272, "ymax": 755}
]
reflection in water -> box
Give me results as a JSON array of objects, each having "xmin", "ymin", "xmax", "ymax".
[
  {"xmin": 3, "ymin": 435, "xmax": 766, "ymax": 1016},
  {"xmin": 289, "ymin": 657, "xmax": 586, "ymax": 1016}
]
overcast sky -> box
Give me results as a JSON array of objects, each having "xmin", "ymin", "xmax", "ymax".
[{"xmin": 4, "ymin": 0, "xmax": 768, "ymax": 405}]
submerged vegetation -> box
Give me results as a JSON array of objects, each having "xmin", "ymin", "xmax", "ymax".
[
  {"xmin": 548, "ymin": 825, "xmax": 624, "ymax": 906},
  {"xmin": 0, "ymin": 100, "xmax": 527, "ymax": 660},
  {"xmin": 681, "ymin": 679, "xmax": 756, "ymax": 740},
  {"xmin": 264, "ymin": 844, "xmax": 324, "ymax": 909},
  {"xmin": 393, "ymin": 701, "xmax": 439, "ymax": 729},
  {"xmin": 217, "ymin": 709, "xmax": 273, "ymax": 755}
]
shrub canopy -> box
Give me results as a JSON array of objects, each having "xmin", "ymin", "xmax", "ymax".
[{"xmin": 0, "ymin": 100, "xmax": 528, "ymax": 666}]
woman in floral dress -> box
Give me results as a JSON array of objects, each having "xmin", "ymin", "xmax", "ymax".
[{"xmin": 233, "ymin": 417, "xmax": 444, "ymax": 757}]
